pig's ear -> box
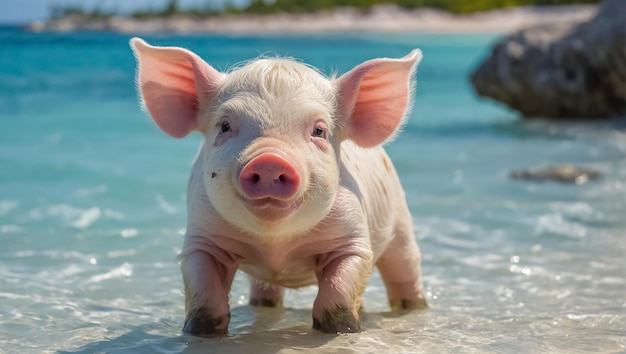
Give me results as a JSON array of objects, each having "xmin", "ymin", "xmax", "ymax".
[
  {"xmin": 336, "ymin": 49, "xmax": 422, "ymax": 147},
  {"xmin": 130, "ymin": 37, "xmax": 223, "ymax": 138}
]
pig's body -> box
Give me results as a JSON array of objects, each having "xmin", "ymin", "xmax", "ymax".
[
  {"xmin": 131, "ymin": 38, "xmax": 427, "ymax": 336},
  {"xmin": 185, "ymin": 140, "xmax": 411, "ymax": 287}
]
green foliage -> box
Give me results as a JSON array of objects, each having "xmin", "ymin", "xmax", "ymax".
[
  {"xmin": 133, "ymin": 0, "xmax": 223, "ymax": 19},
  {"xmin": 239, "ymin": 0, "xmax": 601, "ymax": 14},
  {"xmin": 48, "ymin": 4, "xmax": 114, "ymax": 19},
  {"xmin": 165, "ymin": 0, "xmax": 180, "ymax": 15}
]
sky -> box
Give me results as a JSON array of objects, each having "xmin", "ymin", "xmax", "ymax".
[{"xmin": 0, "ymin": 0, "xmax": 248, "ymax": 25}]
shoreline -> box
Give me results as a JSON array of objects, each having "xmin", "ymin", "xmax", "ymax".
[{"xmin": 27, "ymin": 4, "xmax": 597, "ymax": 34}]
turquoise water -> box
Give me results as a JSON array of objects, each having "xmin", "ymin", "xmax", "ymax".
[{"xmin": 1, "ymin": 28, "xmax": 624, "ymax": 353}]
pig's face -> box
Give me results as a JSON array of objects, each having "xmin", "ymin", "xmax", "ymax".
[{"xmin": 200, "ymin": 59, "xmax": 340, "ymax": 237}]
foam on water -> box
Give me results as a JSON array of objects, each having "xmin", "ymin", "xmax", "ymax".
[{"xmin": 0, "ymin": 29, "xmax": 624, "ymax": 353}]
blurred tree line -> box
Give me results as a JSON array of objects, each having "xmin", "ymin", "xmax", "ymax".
[
  {"xmin": 50, "ymin": 0, "xmax": 602, "ymax": 19},
  {"xmin": 50, "ymin": 0, "xmax": 222, "ymax": 19},
  {"xmin": 240, "ymin": 0, "xmax": 601, "ymax": 14}
]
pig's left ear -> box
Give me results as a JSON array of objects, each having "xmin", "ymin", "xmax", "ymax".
[
  {"xmin": 130, "ymin": 38, "xmax": 224, "ymax": 138},
  {"xmin": 336, "ymin": 50, "xmax": 422, "ymax": 147}
]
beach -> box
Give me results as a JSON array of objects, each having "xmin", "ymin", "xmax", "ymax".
[
  {"xmin": 1, "ymin": 28, "xmax": 625, "ymax": 352},
  {"xmin": 4, "ymin": 2, "xmax": 626, "ymax": 350},
  {"xmin": 27, "ymin": 4, "xmax": 597, "ymax": 34}
]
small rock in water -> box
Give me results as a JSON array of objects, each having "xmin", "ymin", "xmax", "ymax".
[{"xmin": 510, "ymin": 164, "xmax": 600, "ymax": 184}]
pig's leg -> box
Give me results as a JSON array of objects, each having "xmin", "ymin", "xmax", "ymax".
[
  {"xmin": 249, "ymin": 279, "xmax": 284, "ymax": 307},
  {"xmin": 181, "ymin": 250, "xmax": 237, "ymax": 336},
  {"xmin": 312, "ymin": 252, "xmax": 372, "ymax": 333},
  {"xmin": 376, "ymin": 216, "xmax": 427, "ymax": 310}
]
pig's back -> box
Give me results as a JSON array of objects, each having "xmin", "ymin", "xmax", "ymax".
[{"xmin": 339, "ymin": 141, "xmax": 408, "ymax": 257}]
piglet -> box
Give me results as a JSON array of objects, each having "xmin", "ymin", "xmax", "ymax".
[{"xmin": 130, "ymin": 37, "xmax": 427, "ymax": 336}]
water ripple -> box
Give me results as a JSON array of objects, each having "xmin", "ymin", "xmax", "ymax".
[{"xmin": 85, "ymin": 263, "xmax": 134, "ymax": 284}]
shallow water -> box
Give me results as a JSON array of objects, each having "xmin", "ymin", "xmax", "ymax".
[{"xmin": 0, "ymin": 29, "xmax": 624, "ymax": 353}]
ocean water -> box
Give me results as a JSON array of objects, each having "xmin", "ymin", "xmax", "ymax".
[{"xmin": 0, "ymin": 28, "xmax": 624, "ymax": 353}]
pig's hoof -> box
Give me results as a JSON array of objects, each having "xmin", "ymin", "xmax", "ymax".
[
  {"xmin": 313, "ymin": 308, "xmax": 361, "ymax": 334},
  {"xmin": 400, "ymin": 297, "xmax": 428, "ymax": 310},
  {"xmin": 389, "ymin": 295, "xmax": 428, "ymax": 311},
  {"xmin": 183, "ymin": 308, "xmax": 228, "ymax": 337},
  {"xmin": 249, "ymin": 297, "xmax": 282, "ymax": 307}
]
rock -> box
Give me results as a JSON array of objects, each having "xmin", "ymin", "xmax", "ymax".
[
  {"xmin": 510, "ymin": 164, "xmax": 601, "ymax": 184},
  {"xmin": 471, "ymin": 0, "xmax": 626, "ymax": 119}
]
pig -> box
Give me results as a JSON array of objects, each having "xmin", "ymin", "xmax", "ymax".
[{"xmin": 130, "ymin": 37, "xmax": 427, "ymax": 336}]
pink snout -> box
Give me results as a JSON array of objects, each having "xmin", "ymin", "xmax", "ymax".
[{"xmin": 239, "ymin": 153, "xmax": 300, "ymax": 200}]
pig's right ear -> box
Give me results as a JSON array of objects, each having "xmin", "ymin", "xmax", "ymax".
[
  {"xmin": 130, "ymin": 38, "xmax": 223, "ymax": 138},
  {"xmin": 336, "ymin": 50, "xmax": 422, "ymax": 147}
]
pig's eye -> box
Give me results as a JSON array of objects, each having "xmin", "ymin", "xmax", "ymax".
[
  {"xmin": 219, "ymin": 121, "xmax": 231, "ymax": 134},
  {"xmin": 312, "ymin": 126, "xmax": 326, "ymax": 139}
]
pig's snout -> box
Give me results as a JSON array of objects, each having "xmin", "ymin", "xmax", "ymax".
[{"xmin": 239, "ymin": 153, "xmax": 300, "ymax": 200}]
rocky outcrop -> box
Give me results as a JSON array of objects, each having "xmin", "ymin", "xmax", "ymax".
[
  {"xmin": 471, "ymin": 0, "xmax": 626, "ymax": 119},
  {"xmin": 510, "ymin": 165, "xmax": 601, "ymax": 184}
]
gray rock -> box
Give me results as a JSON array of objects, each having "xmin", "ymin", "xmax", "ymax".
[
  {"xmin": 510, "ymin": 164, "xmax": 601, "ymax": 184},
  {"xmin": 471, "ymin": 0, "xmax": 626, "ymax": 119}
]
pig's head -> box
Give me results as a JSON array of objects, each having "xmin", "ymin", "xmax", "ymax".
[{"xmin": 131, "ymin": 38, "xmax": 421, "ymax": 238}]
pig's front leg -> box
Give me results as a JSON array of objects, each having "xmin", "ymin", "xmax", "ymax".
[
  {"xmin": 180, "ymin": 249, "xmax": 237, "ymax": 336},
  {"xmin": 312, "ymin": 250, "xmax": 373, "ymax": 333}
]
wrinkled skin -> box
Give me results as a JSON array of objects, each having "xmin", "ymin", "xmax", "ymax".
[{"xmin": 131, "ymin": 37, "xmax": 427, "ymax": 335}]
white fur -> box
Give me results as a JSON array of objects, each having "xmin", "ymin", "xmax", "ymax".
[
  {"xmin": 131, "ymin": 39, "xmax": 426, "ymax": 333},
  {"xmin": 179, "ymin": 53, "xmax": 423, "ymax": 293}
]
